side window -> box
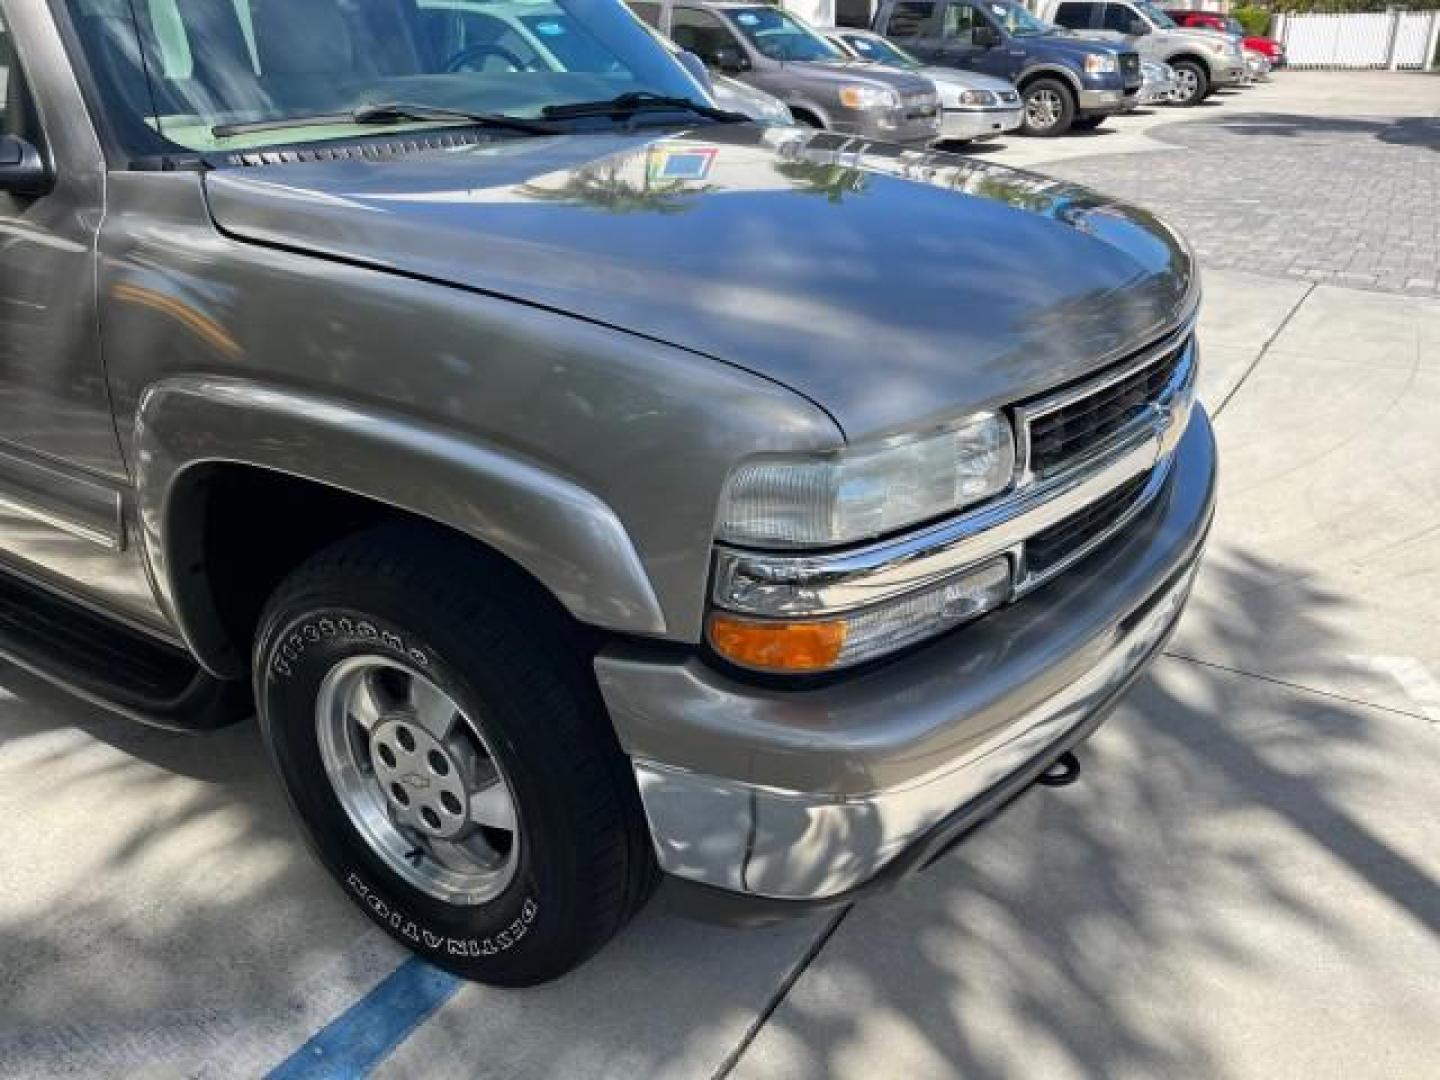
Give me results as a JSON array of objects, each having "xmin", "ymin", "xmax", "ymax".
[
  {"xmin": 1052, "ymin": 3, "xmax": 1095, "ymax": 31},
  {"xmin": 0, "ymin": 13, "xmax": 41, "ymax": 145},
  {"xmin": 669, "ymin": 7, "xmax": 742, "ymax": 66},
  {"xmin": 884, "ymin": 2, "xmax": 937, "ymax": 38},
  {"xmin": 840, "ymin": 34, "xmax": 881, "ymax": 60},
  {"xmin": 1101, "ymin": 3, "xmax": 1139, "ymax": 33},
  {"xmin": 627, "ymin": 2, "xmax": 663, "ymax": 30},
  {"xmin": 941, "ymin": 1, "xmax": 978, "ymax": 40}
]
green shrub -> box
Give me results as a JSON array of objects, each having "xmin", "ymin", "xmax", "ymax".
[{"xmin": 1232, "ymin": 6, "xmax": 1271, "ymax": 36}]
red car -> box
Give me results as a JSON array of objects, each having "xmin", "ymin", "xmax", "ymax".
[{"xmin": 1164, "ymin": 9, "xmax": 1286, "ymax": 65}]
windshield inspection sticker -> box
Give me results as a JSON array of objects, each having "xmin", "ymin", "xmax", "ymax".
[
  {"xmin": 736, "ymin": 12, "xmax": 760, "ymax": 24},
  {"xmin": 535, "ymin": 20, "xmax": 564, "ymax": 34}
]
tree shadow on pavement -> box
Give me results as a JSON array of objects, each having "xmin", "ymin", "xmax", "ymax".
[{"xmin": 733, "ymin": 547, "xmax": 1440, "ymax": 1078}]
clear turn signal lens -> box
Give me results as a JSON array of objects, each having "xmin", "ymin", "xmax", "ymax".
[{"xmin": 709, "ymin": 557, "xmax": 1012, "ymax": 673}]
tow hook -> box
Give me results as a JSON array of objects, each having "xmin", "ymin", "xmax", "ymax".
[{"xmin": 1036, "ymin": 751, "xmax": 1081, "ymax": 788}]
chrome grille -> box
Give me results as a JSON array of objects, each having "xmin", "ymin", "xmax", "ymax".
[
  {"xmin": 902, "ymin": 91, "xmax": 939, "ymax": 119},
  {"xmin": 1120, "ymin": 52, "xmax": 1142, "ymax": 87},
  {"xmin": 1023, "ymin": 332, "xmax": 1192, "ymax": 478},
  {"xmin": 1008, "ymin": 324, "xmax": 1198, "ymax": 591},
  {"xmin": 1025, "ymin": 473, "xmax": 1150, "ymax": 576}
]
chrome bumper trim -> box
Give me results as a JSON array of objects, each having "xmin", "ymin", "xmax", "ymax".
[
  {"xmin": 939, "ymin": 106, "xmax": 1024, "ymax": 140},
  {"xmin": 712, "ymin": 325, "xmax": 1197, "ymax": 618}
]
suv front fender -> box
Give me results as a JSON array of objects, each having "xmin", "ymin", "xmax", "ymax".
[{"xmin": 135, "ymin": 377, "xmax": 667, "ymax": 676}]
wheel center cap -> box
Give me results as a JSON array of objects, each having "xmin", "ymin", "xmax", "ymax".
[{"xmin": 369, "ymin": 716, "xmax": 471, "ymax": 839}]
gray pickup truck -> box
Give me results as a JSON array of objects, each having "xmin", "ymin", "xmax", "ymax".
[
  {"xmin": 1, "ymin": 0, "xmax": 1214, "ymax": 985},
  {"xmin": 1042, "ymin": 0, "xmax": 1247, "ymax": 105}
]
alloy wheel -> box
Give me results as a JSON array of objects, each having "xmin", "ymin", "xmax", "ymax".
[
  {"xmin": 1025, "ymin": 88, "xmax": 1063, "ymax": 131},
  {"xmin": 315, "ymin": 655, "xmax": 520, "ymax": 905},
  {"xmin": 1174, "ymin": 67, "xmax": 1199, "ymax": 103}
]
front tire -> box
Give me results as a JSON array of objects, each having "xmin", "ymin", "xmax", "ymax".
[
  {"xmin": 255, "ymin": 524, "xmax": 656, "ymax": 986},
  {"xmin": 1020, "ymin": 78, "xmax": 1076, "ymax": 137},
  {"xmin": 1171, "ymin": 60, "xmax": 1209, "ymax": 106}
]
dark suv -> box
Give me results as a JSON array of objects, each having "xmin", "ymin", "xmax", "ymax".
[{"xmin": 873, "ymin": 0, "xmax": 1142, "ymax": 136}]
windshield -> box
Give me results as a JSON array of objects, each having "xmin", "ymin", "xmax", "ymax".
[
  {"xmin": 1133, "ymin": 2, "xmax": 1177, "ymax": 29},
  {"xmin": 839, "ymin": 33, "xmax": 919, "ymax": 68},
  {"xmin": 61, "ymin": 0, "xmax": 705, "ymax": 155},
  {"xmin": 983, "ymin": 1, "xmax": 1050, "ymax": 37},
  {"xmin": 1224, "ymin": 17, "xmax": 1245, "ymax": 35},
  {"xmin": 724, "ymin": 7, "xmax": 843, "ymax": 62}
]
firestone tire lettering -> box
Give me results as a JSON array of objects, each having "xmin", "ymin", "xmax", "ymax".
[{"xmin": 346, "ymin": 872, "xmax": 538, "ymax": 957}]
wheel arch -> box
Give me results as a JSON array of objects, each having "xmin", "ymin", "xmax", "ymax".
[
  {"xmin": 135, "ymin": 377, "xmax": 666, "ymax": 678},
  {"xmin": 1016, "ymin": 65, "xmax": 1083, "ymax": 99},
  {"xmin": 1167, "ymin": 52, "xmax": 1211, "ymax": 76},
  {"xmin": 787, "ymin": 102, "xmax": 829, "ymax": 128}
]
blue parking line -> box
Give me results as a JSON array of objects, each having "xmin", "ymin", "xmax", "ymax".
[{"xmin": 266, "ymin": 957, "xmax": 462, "ymax": 1079}]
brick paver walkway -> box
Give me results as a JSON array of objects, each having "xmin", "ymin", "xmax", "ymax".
[{"xmin": 1043, "ymin": 112, "xmax": 1440, "ymax": 297}]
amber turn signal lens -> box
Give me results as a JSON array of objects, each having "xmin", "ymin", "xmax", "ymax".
[{"xmin": 708, "ymin": 615, "xmax": 847, "ymax": 673}]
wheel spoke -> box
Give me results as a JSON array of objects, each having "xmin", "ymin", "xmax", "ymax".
[
  {"xmin": 469, "ymin": 771, "xmax": 517, "ymax": 832},
  {"xmin": 406, "ymin": 675, "xmax": 457, "ymax": 740},
  {"xmin": 350, "ymin": 672, "xmax": 387, "ymax": 733}
]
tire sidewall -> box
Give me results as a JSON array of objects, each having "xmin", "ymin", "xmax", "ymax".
[{"xmin": 258, "ymin": 601, "xmax": 574, "ymax": 981}]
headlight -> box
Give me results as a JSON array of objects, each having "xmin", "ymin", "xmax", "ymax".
[
  {"xmin": 956, "ymin": 88, "xmax": 997, "ymax": 106},
  {"xmin": 1084, "ymin": 53, "xmax": 1118, "ymax": 75},
  {"xmin": 717, "ymin": 414, "xmax": 1016, "ymax": 548},
  {"xmin": 763, "ymin": 98, "xmax": 795, "ymax": 123},
  {"xmin": 838, "ymin": 84, "xmax": 899, "ymax": 110}
]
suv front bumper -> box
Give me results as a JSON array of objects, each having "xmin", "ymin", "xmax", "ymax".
[
  {"xmin": 1078, "ymin": 87, "xmax": 1136, "ymax": 115},
  {"xmin": 596, "ymin": 409, "xmax": 1216, "ymax": 911}
]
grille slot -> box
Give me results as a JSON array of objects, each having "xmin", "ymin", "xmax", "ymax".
[
  {"xmin": 1026, "ymin": 336, "xmax": 1188, "ymax": 476},
  {"xmin": 1025, "ymin": 473, "xmax": 1151, "ymax": 576},
  {"xmin": 902, "ymin": 91, "xmax": 939, "ymax": 119}
]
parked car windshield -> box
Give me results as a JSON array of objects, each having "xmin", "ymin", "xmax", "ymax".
[
  {"xmin": 724, "ymin": 7, "xmax": 843, "ymax": 62},
  {"xmin": 839, "ymin": 33, "xmax": 920, "ymax": 68},
  {"xmin": 1133, "ymin": 1, "xmax": 1178, "ymax": 29},
  {"xmin": 983, "ymin": 1, "xmax": 1050, "ymax": 37},
  {"xmin": 61, "ymin": 0, "xmax": 705, "ymax": 154}
]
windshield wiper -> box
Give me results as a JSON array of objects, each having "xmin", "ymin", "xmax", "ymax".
[
  {"xmin": 542, "ymin": 92, "xmax": 746, "ymax": 123},
  {"xmin": 212, "ymin": 102, "xmax": 558, "ymax": 139}
]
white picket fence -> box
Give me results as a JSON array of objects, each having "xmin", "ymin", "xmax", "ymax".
[{"xmin": 1274, "ymin": 10, "xmax": 1440, "ymax": 70}]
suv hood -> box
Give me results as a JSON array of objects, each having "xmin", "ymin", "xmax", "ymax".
[
  {"xmin": 205, "ymin": 125, "xmax": 1193, "ymax": 439},
  {"xmin": 1043, "ymin": 31, "xmax": 1131, "ymax": 57}
]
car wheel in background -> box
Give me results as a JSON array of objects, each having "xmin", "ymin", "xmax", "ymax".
[
  {"xmin": 1171, "ymin": 60, "xmax": 1209, "ymax": 106},
  {"xmin": 254, "ymin": 523, "xmax": 656, "ymax": 986},
  {"xmin": 1021, "ymin": 78, "xmax": 1075, "ymax": 137}
]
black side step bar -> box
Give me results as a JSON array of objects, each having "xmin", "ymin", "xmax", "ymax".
[{"xmin": 0, "ymin": 567, "xmax": 249, "ymax": 731}]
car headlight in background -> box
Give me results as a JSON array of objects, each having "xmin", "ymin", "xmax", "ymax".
[
  {"xmin": 1084, "ymin": 53, "xmax": 1118, "ymax": 75},
  {"xmin": 956, "ymin": 88, "xmax": 998, "ymax": 106},
  {"xmin": 838, "ymin": 84, "xmax": 899, "ymax": 110},
  {"xmin": 717, "ymin": 414, "xmax": 1016, "ymax": 548}
]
